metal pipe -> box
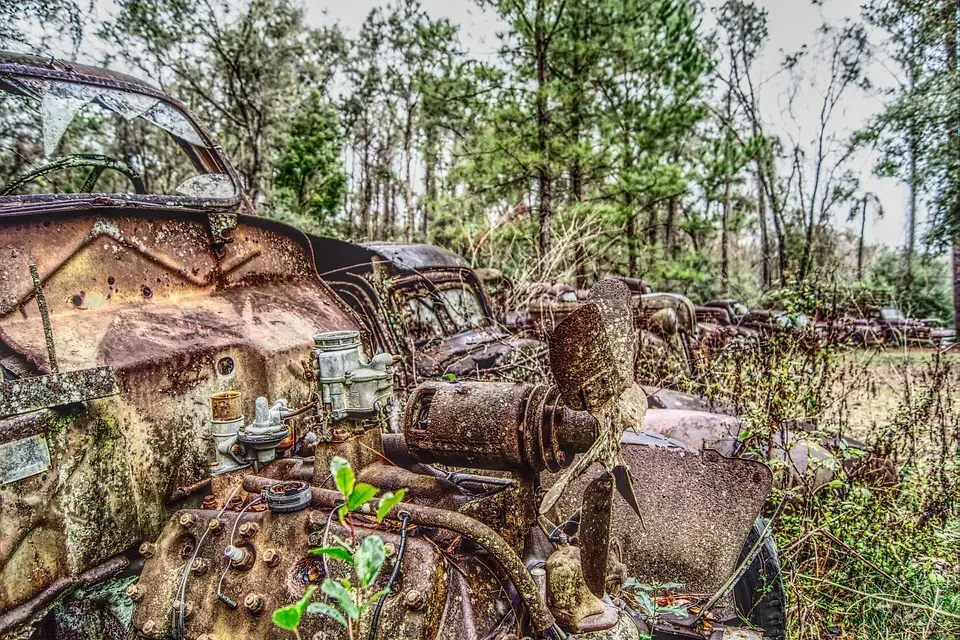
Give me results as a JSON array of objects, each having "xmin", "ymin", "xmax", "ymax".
[
  {"xmin": 29, "ymin": 264, "xmax": 58, "ymax": 373},
  {"xmin": 0, "ymin": 554, "xmax": 128, "ymax": 633},
  {"xmin": 243, "ymin": 475, "xmax": 556, "ymax": 632}
]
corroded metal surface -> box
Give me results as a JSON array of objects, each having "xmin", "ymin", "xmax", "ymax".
[
  {"xmin": 0, "ymin": 366, "xmax": 119, "ymax": 417},
  {"xmin": 546, "ymin": 439, "xmax": 772, "ymax": 596},
  {"xmin": 0, "ymin": 210, "xmax": 361, "ymax": 621}
]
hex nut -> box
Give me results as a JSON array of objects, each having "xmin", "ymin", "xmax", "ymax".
[
  {"xmin": 141, "ymin": 620, "xmax": 157, "ymax": 636},
  {"xmin": 244, "ymin": 593, "xmax": 265, "ymax": 613},
  {"xmin": 208, "ymin": 518, "xmax": 224, "ymax": 533},
  {"xmin": 238, "ymin": 522, "xmax": 260, "ymax": 539},
  {"xmin": 404, "ymin": 589, "xmax": 425, "ymax": 610},
  {"xmin": 138, "ymin": 542, "xmax": 157, "ymax": 558},
  {"xmin": 190, "ymin": 558, "xmax": 209, "ymax": 575},
  {"xmin": 179, "ymin": 512, "xmax": 198, "ymax": 528},
  {"xmin": 307, "ymin": 510, "xmax": 326, "ymax": 530},
  {"xmin": 173, "ymin": 601, "xmax": 194, "ymax": 617},
  {"xmin": 262, "ymin": 548, "xmax": 282, "ymax": 567},
  {"xmin": 126, "ymin": 584, "xmax": 144, "ymax": 602}
]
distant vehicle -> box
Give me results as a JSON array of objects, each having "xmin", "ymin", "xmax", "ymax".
[
  {"xmin": 310, "ymin": 239, "xmax": 548, "ymax": 387},
  {"xmin": 860, "ymin": 305, "xmax": 955, "ymax": 347}
]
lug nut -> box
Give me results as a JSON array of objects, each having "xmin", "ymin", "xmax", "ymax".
[
  {"xmin": 141, "ymin": 620, "xmax": 157, "ymax": 636},
  {"xmin": 244, "ymin": 593, "xmax": 264, "ymax": 614},
  {"xmin": 138, "ymin": 542, "xmax": 157, "ymax": 558},
  {"xmin": 208, "ymin": 518, "xmax": 224, "ymax": 533},
  {"xmin": 238, "ymin": 522, "xmax": 260, "ymax": 539},
  {"xmin": 179, "ymin": 513, "xmax": 198, "ymax": 528},
  {"xmin": 190, "ymin": 558, "xmax": 209, "ymax": 575},
  {"xmin": 126, "ymin": 584, "xmax": 144, "ymax": 602},
  {"xmin": 404, "ymin": 589, "xmax": 425, "ymax": 610},
  {"xmin": 262, "ymin": 549, "xmax": 282, "ymax": 567}
]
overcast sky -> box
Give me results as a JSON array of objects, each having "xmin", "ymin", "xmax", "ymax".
[{"xmin": 303, "ymin": 0, "xmax": 911, "ymax": 249}]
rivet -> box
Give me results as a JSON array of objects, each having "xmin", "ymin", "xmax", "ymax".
[
  {"xmin": 244, "ymin": 593, "xmax": 264, "ymax": 613},
  {"xmin": 138, "ymin": 542, "xmax": 157, "ymax": 558}
]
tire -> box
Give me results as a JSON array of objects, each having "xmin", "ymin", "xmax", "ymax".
[{"xmin": 731, "ymin": 517, "xmax": 787, "ymax": 640}]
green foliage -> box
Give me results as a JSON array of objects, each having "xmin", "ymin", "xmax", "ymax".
[{"xmin": 273, "ymin": 457, "xmax": 404, "ymax": 637}]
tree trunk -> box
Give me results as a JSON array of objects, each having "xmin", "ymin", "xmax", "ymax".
[
  {"xmin": 756, "ymin": 169, "xmax": 770, "ymax": 287},
  {"xmin": 665, "ymin": 195, "xmax": 678, "ymax": 260},
  {"xmin": 721, "ymin": 89, "xmax": 732, "ymax": 292},
  {"xmin": 905, "ymin": 124, "xmax": 919, "ymax": 287},
  {"xmin": 423, "ymin": 125, "xmax": 438, "ymax": 240},
  {"xmin": 857, "ymin": 197, "xmax": 867, "ymax": 281},
  {"xmin": 404, "ymin": 99, "xmax": 416, "ymax": 242},
  {"xmin": 360, "ymin": 133, "xmax": 373, "ymax": 237},
  {"xmin": 535, "ymin": 0, "xmax": 552, "ymax": 264},
  {"xmin": 627, "ymin": 211, "xmax": 638, "ymax": 276},
  {"xmin": 946, "ymin": 0, "xmax": 960, "ymax": 334}
]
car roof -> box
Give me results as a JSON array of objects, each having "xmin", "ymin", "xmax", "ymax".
[
  {"xmin": 0, "ymin": 51, "xmax": 157, "ymax": 90},
  {"xmin": 308, "ymin": 237, "xmax": 470, "ymax": 277}
]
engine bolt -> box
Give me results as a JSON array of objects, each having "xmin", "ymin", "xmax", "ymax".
[
  {"xmin": 244, "ymin": 593, "xmax": 264, "ymax": 614},
  {"xmin": 179, "ymin": 512, "xmax": 198, "ymax": 528},
  {"xmin": 138, "ymin": 542, "xmax": 157, "ymax": 558},
  {"xmin": 262, "ymin": 549, "xmax": 282, "ymax": 566},
  {"xmin": 404, "ymin": 589, "xmax": 425, "ymax": 610},
  {"xmin": 307, "ymin": 510, "xmax": 325, "ymax": 529},
  {"xmin": 141, "ymin": 620, "xmax": 157, "ymax": 636},
  {"xmin": 332, "ymin": 427, "xmax": 349, "ymax": 442},
  {"xmin": 208, "ymin": 518, "xmax": 224, "ymax": 533},
  {"xmin": 307, "ymin": 532, "xmax": 323, "ymax": 546},
  {"xmin": 238, "ymin": 522, "xmax": 260, "ymax": 539},
  {"xmin": 384, "ymin": 543, "xmax": 396, "ymax": 557},
  {"xmin": 173, "ymin": 601, "xmax": 194, "ymax": 617},
  {"xmin": 201, "ymin": 495, "xmax": 218, "ymax": 510},
  {"xmin": 126, "ymin": 584, "xmax": 144, "ymax": 602},
  {"xmin": 197, "ymin": 635, "xmax": 215, "ymax": 640},
  {"xmin": 190, "ymin": 558, "xmax": 209, "ymax": 575}
]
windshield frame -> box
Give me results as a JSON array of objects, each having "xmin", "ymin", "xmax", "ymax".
[
  {"xmin": 391, "ymin": 268, "xmax": 497, "ymax": 345},
  {"xmin": 0, "ymin": 60, "xmax": 244, "ymax": 214}
]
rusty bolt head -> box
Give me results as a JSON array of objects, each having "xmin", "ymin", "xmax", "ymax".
[
  {"xmin": 262, "ymin": 549, "xmax": 281, "ymax": 566},
  {"xmin": 208, "ymin": 518, "xmax": 224, "ymax": 533},
  {"xmin": 190, "ymin": 558, "xmax": 209, "ymax": 575},
  {"xmin": 126, "ymin": 584, "xmax": 144, "ymax": 602},
  {"xmin": 138, "ymin": 542, "xmax": 157, "ymax": 558},
  {"xmin": 384, "ymin": 543, "xmax": 396, "ymax": 557},
  {"xmin": 332, "ymin": 427, "xmax": 349, "ymax": 442},
  {"xmin": 307, "ymin": 510, "xmax": 326, "ymax": 530},
  {"xmin": 173, "ymin": 601, "xmax": 194, "ymax": 617},
  {"xmin": 238, "ymin": 522, "xmax": 260, "ymax": 539},
  {"xmin": 244, "ymin": 593, "xmax": 265, "ymax": 614},
  {"xmin": 179, "ymin": 512, "xmax": 198, "ymax": 528},
  {"xmin": 404, "ymin": 589, "xmax": 425, "ymax": 610},
  {"xmin": 307, "ymin": 532, "xmax": 323, "ymax": 546},
  {"xmin": 196, "ymin": 636, "xmax": 215, "ymax": 640},
  {"xmin": 201, "ymin": 495, "xmax": 218, "ymax": 510},
  {"xmin": 141, "ymin": 620, "xmax": 157, "ymax": 636}
]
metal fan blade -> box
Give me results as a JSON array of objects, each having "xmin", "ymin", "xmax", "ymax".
[
  {"xmin": 580, "ymin": 470, "xmax": 615, "ymax": 598},
  {"xmin": 539, "ymin": 437, "xmax": 604, "ymax": 515},
  {"xmin": 549, "ymin": 278, "xmax": 637, "ymax": 412},
  {"xmin": 612, "ymin": 463, "xmax": 645, "ymax": 528}
]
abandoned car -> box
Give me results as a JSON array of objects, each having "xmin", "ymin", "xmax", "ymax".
[
  {"xmin": 0, "ymin": 53, "xmax": 785, "ymax": 640},
  {"xmin": 307, "ymin": 237, "xmax": 549, "ymax": 388}
]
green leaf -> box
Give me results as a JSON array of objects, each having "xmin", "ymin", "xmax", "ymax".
[
  {"xmin": 347, "ymin": 483, "xmax": 379, "ymax": 511},
  {"xmin": 272, "ymin": 585, "xmax": 316, "ymax": 631},
  {"xmin": 306, "ymin": 602, "xmax": 347, "ymax": 627},
  {"xmin": 359, "ymin": 588, "xmax": 388, "ymax": 613},
  {"xmin": 310, "ymin": 546, "xmax": 355, "ymax": 565},
  {"xmin": 322, "ymin": 578, "xmax": 360, "ymax": 620},
  {"xmin": 631, "ymin": 589, "xmax": 657, "ymax": 616},
  {"xmin": 337, "ymin": 503, "xmax": 348, "ymax": 526},
  {"xmin": 354, "ymin": 535, "xmax": 386, "ymax": 587},
  {"xmin": 376, "ymin": 489, "xmax": 406, "ymax": 522},
  {"xmin": 272, "ymin": 604, "xmax": 301, "ymax": 631},
  {"xmin": 330, "ymin": 456, "xmax": 354, "ymax": 498},
  {"xmin": 443, "ymin": 373, "xmax": 456, "ymax": 381}
]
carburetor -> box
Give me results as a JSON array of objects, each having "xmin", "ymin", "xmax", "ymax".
[{"xmin": 313, "ymin": 330, "xmax": 395, "ymax": 424}]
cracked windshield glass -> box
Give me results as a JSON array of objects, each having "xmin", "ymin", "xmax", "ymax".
[
  {"xmin": 0, "ymin": 75, "xmax": 235, "ymax": 198},
  {"xmin": 402, "ymin": 282, "xmax": 489, "ymax": 344}
]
